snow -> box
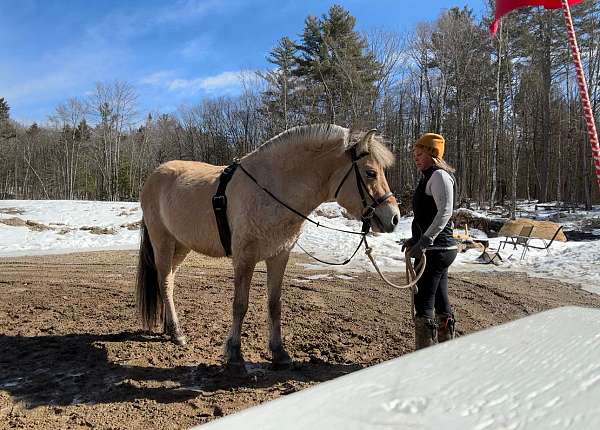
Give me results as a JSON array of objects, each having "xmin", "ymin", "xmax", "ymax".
[
  {"xmin": 0, "ymin": 200, "xmax": 141, "ymax": 257},
  {"xmin": 197, "ymin": 306, "xmax": 600, "ymax": 430},
  {"xmin": 296, "ymin": 202, "xmax": 600, "ymax": 295},
  {"xmin": 1, "ymin": 200, "xmax": 599, "ymax": 294}
]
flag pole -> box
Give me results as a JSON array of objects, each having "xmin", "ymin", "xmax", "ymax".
[{"xmin": 560, "ymin": 0, "xmax": 600, "ymax": 192}]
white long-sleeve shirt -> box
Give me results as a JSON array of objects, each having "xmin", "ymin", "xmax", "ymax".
[{"xmin": 423, "ymin": 169, "xmax": 456, "ymax": 248}]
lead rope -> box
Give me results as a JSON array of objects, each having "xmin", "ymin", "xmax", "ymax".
[
  {"xmin": 406, "ymin": 253, "xmax": 422, "ymax": 320},
  {"xmin": 363, "ymin": 238, "xmax": 425, "ymax": 319}
]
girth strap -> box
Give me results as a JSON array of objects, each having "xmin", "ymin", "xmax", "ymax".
[{"xmin": 212, "ymin": 161, "xmax": 240, "ymax": 256}]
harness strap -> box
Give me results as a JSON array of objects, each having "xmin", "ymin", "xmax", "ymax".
[
  {"xmin": 238, "ymin": 160, "xmax": 369, "ymax": 265},
  {"xmin": 352, "ymin": 152, "xmax": 369, "ymax": 209},
  {"xmin": 334, "ymin": 147, "xmax": 368, "ymax": 198},
  {"xmin": 212, "ymin": 161, "xmax": 240, "ymax": 256},
  {"xmin": 237, "ymin": 163, "xmax": 365, "ymax": 236},
  {"xmin": 295, "ymin": 235, "xmax": 366, "ymax": 266}
]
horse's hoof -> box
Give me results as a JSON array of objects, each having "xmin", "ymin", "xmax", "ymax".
[
  {"xmin": 224, "ymin": 340, "xmax": 244, "ymax": 363},
  {"xmin": 271, "ymin": 346, "xmax": 292, "ymax": 370},
  {"xmin": 164, "ymin": 332, "xmax": 187, "ymax": 346},
  {"xmin": 174, "ymin": 335, "xmax": 187, "ymax": 346}
]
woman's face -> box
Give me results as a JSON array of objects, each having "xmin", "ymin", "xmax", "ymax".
[{"xmin": 413, "ymin": 147, "xmax": 434, "ymax": 172}]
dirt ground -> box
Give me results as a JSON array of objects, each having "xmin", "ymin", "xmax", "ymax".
[{"xmin": 1, "ymin": 250, "xmax": 599, "ymax": 429}]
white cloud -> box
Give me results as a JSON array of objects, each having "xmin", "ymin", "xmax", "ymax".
[
  {"xmin": 156, "ymin": 0, "xmax": 230, "ymax": 25},
  {"xmin": 0, "ymin": 47, "xmax": 121, "ymax": 103},
  {"xmin": 83, "ymin": 0, "xmax": 234, "ymax": 44},
  {"xmin": 168, "ymin": 70, "xmax": 255, "ymax": 94},
  {"xmin": 1, "ymin": 0, "xmax": 246, "ymax": 122},
  {"xmin": 180, "ymin": 36, "xmax": 213, "ymax": 59},
  {"xmin": 201, "ymin": 71, "xmax": 244, "ymax": 90},
  {"xmin": 139, "ymin": 70, "xmax": 177, "ymax": 86}
]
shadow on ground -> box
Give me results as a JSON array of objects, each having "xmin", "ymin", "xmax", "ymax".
[{"xmin": 0, "ymin": 331, "xmax": 362, "ymax": 408}]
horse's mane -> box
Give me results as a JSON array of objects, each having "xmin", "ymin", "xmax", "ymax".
[
  {"xmin": 255, "ymin": 124, "xmax": 394, "ymax": 168},
  {"xmin": 256, "ymin": 124, "xmax": 348, "ymax": 153}
]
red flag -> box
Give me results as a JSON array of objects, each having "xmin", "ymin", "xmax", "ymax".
[{"xmin": 490, "ymin": 0, "xmax": 583, "ymax": 35}]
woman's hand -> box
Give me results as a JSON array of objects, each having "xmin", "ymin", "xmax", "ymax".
[
  {"xmin": 401, "ymin": 238, "xmax": 416, "ymax": 252},
  {"xmin": 406, "ymin": 236, "xmax": 433, "ymax": 258}
]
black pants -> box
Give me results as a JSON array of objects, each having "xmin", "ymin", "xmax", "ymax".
[{"xmin": 413, "ymin": 249, "xmax": 458, "ymax": 319}]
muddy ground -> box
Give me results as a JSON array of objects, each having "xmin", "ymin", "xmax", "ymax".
[{"xmin": 1, "ymin": 251, "xmax": 599, "ymax": 429}]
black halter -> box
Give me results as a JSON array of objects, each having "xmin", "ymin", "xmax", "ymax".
[{"xmin": 333, "ymin": 147, "xmax": 394, "ymax": 234}]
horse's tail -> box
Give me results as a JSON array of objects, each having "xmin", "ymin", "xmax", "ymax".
[{"xmin": 136, "ymin": 219, "xmax": 164, "ymax": 330}]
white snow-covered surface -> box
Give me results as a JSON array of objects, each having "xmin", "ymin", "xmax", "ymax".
[
  {"xmin": 0, "ymin": 200, "xmax": 141, "ymax": 257},
  {"xmin": 1, "ymin": 200, "xmax": 599, "ymax": 294},
  {"xmin": 287, "ymin": 203, "xmax": 600, "ymax": 295},
  {"xmin": 197, "ymin": 306, "xmax": 600, "ymax": 430}
]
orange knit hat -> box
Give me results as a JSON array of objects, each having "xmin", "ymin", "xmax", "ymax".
[{"xmin": 414, "ymin": 133, "xmax": 445, "ymax": 159}]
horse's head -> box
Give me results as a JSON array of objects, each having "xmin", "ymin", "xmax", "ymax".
[{"xmin": 333, "ymin": 130, "xmax": 399, "ymax": 233}]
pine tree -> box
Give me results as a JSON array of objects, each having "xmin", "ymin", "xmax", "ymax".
[
  {"xmin": 0, "ymin": 97, "xmax": 16, "ymax": 140},
  {"xmin": 294, "ymin": 5, "xmax": 382, "ymax": 126},
  {"xmin": 261, "ymin": 37, "xmax": 300, "ymax": 133},
  {"xmin": 0, "ymin": 97, "xmax": 9, "ymax": 122}
]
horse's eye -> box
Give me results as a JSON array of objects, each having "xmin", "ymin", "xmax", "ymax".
[{"xmin": 366, "ymin": 170, "xmax": 377, "ymax": 179}]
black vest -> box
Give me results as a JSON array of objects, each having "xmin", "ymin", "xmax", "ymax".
[{"xmin": 411, "ymin": 166, "xmax": 456, "ymax": 247}]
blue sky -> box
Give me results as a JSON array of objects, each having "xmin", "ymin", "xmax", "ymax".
[{"xmin": 0, "ymin": 0, "xmax": 486, "ymax": 124}]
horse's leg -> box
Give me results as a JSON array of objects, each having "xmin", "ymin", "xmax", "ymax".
[
  {"xmin": 224, "ymin": 258, "xmax": 256, "ymax": 369},
  {"xmin": 266, "ymin": 250, "xmax": 292, "ymax": 368},
  {"xmin": 161, "ymin": 243, "xmax": 190, "ymax": 346},
  {"xmin": 151, "ymin": 233, "xmax": 186, "ymax": 346}
]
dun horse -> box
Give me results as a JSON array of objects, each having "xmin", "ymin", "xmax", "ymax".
[{"xmin": 136, "ymin": 124, "xmax": 399, "ymax": 369}]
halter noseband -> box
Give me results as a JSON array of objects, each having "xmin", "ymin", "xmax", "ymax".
[{"xmin": 334, "ymin": 146, "xmax": 394, "ymax": 232}]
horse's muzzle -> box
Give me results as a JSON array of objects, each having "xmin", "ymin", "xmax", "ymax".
[{"xmin": 372, "ymin": 203, "xmax": 400, "ymax": 233}]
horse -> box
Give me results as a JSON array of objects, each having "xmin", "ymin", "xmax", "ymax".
[{"xmin": 136, "ymin": 124, "xmax": 400, "ymax": 370}]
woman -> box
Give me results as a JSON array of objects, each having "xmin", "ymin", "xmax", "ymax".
[{"xmin": 402, "ymin": 133, "xmax": 458, "ymax": 350}]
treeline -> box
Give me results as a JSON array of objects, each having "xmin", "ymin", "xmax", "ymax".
[{"xmin": 1, "ymin": 3, "xmax": 599, "ymax": 208}]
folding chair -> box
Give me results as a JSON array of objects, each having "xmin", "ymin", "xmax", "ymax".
[
  {"xmin": 474, "ymin": 239, "xmax": 503, "ymax": 265},
  {"xmin": 500, "ymin": 225, "xmax": 534, "ymax": 256},
  {"xmin": 520, "ymin": 225, "xmax": 564, "ymax": 259},
  {"xmin": 476, "ymin": 248, "xmax": 504, "ymax": 265}
]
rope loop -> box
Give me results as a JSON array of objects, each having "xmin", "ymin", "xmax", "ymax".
[{"xmin": 364, "ymin": 245, "xmax": 426, "ymax": 293}]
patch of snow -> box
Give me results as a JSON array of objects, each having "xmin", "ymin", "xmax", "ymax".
[{"xmin": 1, "ymin": 199, "xmax": 599, "ymax": 294}]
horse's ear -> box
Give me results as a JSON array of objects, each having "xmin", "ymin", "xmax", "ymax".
[
  {"xmin": 356, "ymin": 129, "xmax": 378, "ymax": 153},
  {"xmin": 366, "ymin": 129, "xmax": 378, "ymax": 144}
]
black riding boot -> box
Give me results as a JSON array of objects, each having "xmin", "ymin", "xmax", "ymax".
[
  {"xmin": 436, "ymin": 313, "xmax": 455, "ymax": 343},
  {"xmin": 414, "ymin": 316, "xmax": 438, "ymax": 350}
]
